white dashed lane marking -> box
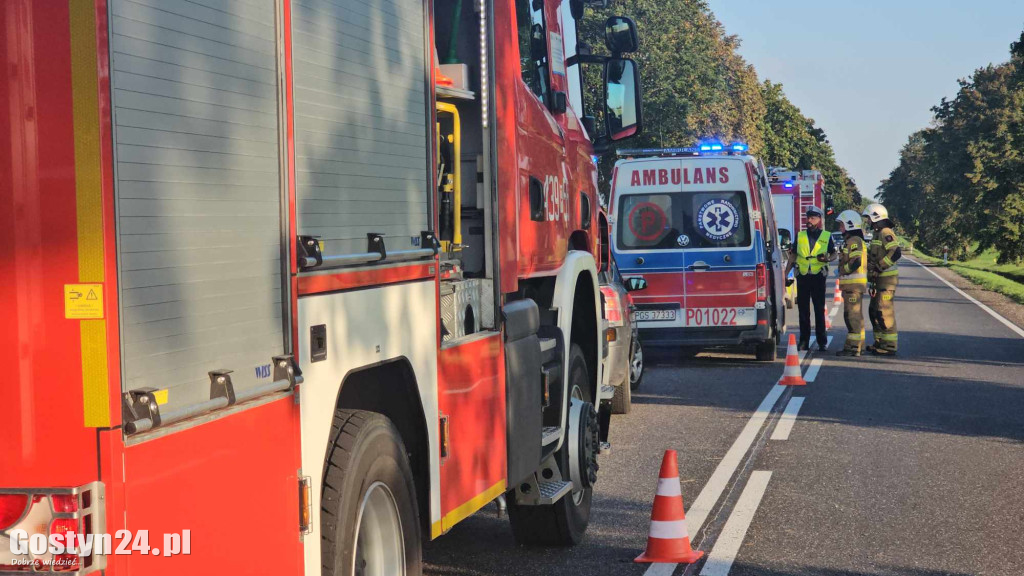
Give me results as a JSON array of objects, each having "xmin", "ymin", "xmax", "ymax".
[
  {"xmin": 770, "ymin": 397, "xmax": 805, "ymax": 441},
  {"xmin": 803, "ymin": 358, "xmax": 823, "ymax": 382}
]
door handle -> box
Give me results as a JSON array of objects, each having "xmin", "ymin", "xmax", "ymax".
[{"xmin": 688, "ymin": 261, "xmax": 711, "ymax": 272}]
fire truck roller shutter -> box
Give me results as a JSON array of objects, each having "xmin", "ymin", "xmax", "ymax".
[
  {"xmin": 107, "ymin": 0, "xmax": 286, "ymax": 410},
  {"xmin": 292, "ymin": 0, "xmax": 431, "ymax": 257}
]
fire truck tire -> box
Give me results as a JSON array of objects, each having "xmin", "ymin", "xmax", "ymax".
[
  {"xmin": 321, "ymin": 410, "xmax": 422, "ymax": 576},
  {"xmin": 507, "ymin": 343, "xmax": 593, "ymax": 546},
  {"xmin": 611, "ymin": 382, "xmax": 631, "ymax": 414}
]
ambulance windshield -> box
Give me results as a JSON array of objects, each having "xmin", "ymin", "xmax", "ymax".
[{"xmin": 617, "ymin": 191, "xmax": 751, "ymax": 250}]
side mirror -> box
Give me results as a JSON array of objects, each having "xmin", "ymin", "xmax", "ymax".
[
  {"xmin": 604, "ymin": 16, "xmax": 639, "ymax": 55},
  {"xmin": 603, "ymin": 58, "xmax": 643, "ymax": 141},
  {"xmin": 624, "ymin": 277, "xmax": 647, "ymax": 292},
  {"xmin": 778, "ymin": 228, "xmax": 792, "ymax": 251},
  {"xmin": 570, "ymin": 0, "xmax": 584, "ymax": 19}
]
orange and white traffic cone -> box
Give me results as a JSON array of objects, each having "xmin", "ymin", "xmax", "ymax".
[
  {"xmin": 825, "ymin": 310, "xmax": 833, "ymax": 330},
  {"xmin": 833, "ymin": 279, "xmax": 842, "ymax": 305},
  {"xmin": 779, "ymin": 333, "xmax": 806, "ymax": 386},
  {"xmin": 635, "ymin": 450, "xmax": 704, "ymax": 564}
]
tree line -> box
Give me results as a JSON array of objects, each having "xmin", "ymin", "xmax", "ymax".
[
  {"xmin": 877, "ymin": 32, "xmax": 1024, "ymax": 263},
  {"xmin": 582, "ymin": 0, "xmax": 861, "ymax": 213}
]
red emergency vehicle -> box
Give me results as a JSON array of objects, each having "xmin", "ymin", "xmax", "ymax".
[
  {"xmin": 768, "ymin": 168, "xmax": 825, "ymax": 241},
  {"xmin": 768, "ymin": 168, "xmax": 825, "ymax": 307},
  {"xmin": 609, "ymin": 144, "xmax": 787, "ymax": 360},
  {"xmin": 0, "ymin": 0, "xmax": 643, "ymax": 573}
]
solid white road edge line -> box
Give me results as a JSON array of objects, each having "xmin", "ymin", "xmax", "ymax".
[
  {"xmin": 909, "ymin": 258, "xmax": 1024, "ymax": 339},
  {"xmin": 770, "ymin": 397, "xmax": 805, "ymax": 441},
  {"xmin": 642, "ymin": 384, "xmax": 786, "ymax": 576},
  {"xmin": 698, "ymin": 471, "xmax": 773, "ymax": 576},
  {"xmin": 803, "ymin": 358, "xmax": 823, "ymax": 383},
  {"xmin": 826, "ymin": 335, "xmax": 833, "ymax": 349}
]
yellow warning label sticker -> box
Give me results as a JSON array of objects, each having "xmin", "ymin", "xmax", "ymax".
[
  {"xmin": 64, "ymin": 284, "xmax": 104, "ymax": 319},
  {"xmin": 152, "ymin": 389, "xmax": 169, "ymax": 405}
]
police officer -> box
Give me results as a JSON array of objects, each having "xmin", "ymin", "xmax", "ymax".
[
  {"xmin": 785, "ymin": 206, "xmax": 836, "ymax": 351},
  {"xmin": 862, "ymin": 203, "xmax": 900, "ymax": 355},
  {"xmin": 834, "ymin": 210, "xmax": 867, "ymax": 356}
]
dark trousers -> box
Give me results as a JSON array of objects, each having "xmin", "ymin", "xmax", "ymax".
[{"xmin": 796, "ymin": 273, "xmax": 827, "ymax": 346}]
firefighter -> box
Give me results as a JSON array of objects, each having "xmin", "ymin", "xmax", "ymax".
[
  {"xmin": 785, "ymin": 206, "xmax": 836, "ymax": 351},
  {"xmin": 862, "ymin": 203, "xmax": 901, "ymax": 356},
  {"xmin": 834, "ymin": 210, "xmax": 867, "ymax": 356}
]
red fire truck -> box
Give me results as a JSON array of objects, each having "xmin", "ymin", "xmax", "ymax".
[
  {"xmin": 0, "ymin": 0, "xmax": 643, "ymax": 574},
  {"xmin": 769, "ymin": 168, "xmax": 825, "ymax": 306},
  {"xmin": 769, "ymin": 168, "xmax": 825, "ymax": 241}
]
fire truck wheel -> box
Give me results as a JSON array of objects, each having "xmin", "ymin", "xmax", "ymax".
[
  {"xmin": 507, "ymin": 343, "xmax": 594, "ymax": 546},
  {"xmin": 321, "ymin": 410, "xmax": 422, "ymax": 576}
]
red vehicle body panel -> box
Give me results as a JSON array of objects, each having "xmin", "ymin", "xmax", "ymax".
[
  {"xmin": 119, "ymin": 397, "xmax": 303, "ymax": 575},
  {"xmin": 498, "ymin": 0, "xmax": 599, "ymax": 287},
  {"xmin": 1, "ymin": 0, "xmax": 112, "ymax": 487},
  {"xmin": 686, "ymin": 272, "xmax": 757, "ymax": 309},
  {"xmin": 437, "ymin": 334, "xmax": 507, "ymax": 530}
]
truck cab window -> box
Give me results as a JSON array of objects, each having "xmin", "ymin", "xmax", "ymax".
[{"xmin": 516, "ymin": 0, "xmax": 548, "ymax": 99}]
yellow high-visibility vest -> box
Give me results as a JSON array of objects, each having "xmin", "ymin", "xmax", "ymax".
[{"xmin": 796, "ymin": 230, "xmax": 830, "ymax": 276}]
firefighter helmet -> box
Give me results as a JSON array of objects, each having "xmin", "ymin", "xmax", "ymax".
[
  {"xmin": 836, "ymin": 209, "xmax": 863, "ymax": 232},
  {"xmin": 862, "ymin": 203, "xmax": 889, "ymax": 224}
]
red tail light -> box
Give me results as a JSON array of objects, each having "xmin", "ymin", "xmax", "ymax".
[
  {"xmin": 50, "ymin": 518, "xmax": 80, "ymax": 571},
  {"xmin": 51, "ymin": 494, "xmax": 78, "ymax": 513},
  {"xmin": 600, "ymin": 286, "xmax": 622, "ymax": 325},
  {"xmin": 755, "ymin": 263, "xmax": 767, "ymax": 300},
  {"xmin": 0, "ymin": 494, "xmax": 28, "ymax": 530}
]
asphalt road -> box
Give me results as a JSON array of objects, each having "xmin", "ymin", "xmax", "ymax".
[{"xmin": 424, "ymin": 257, "xmax": 1024, "ymax": 576}]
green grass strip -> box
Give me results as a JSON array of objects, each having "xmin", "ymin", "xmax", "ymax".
[{"xmin": 911, "ymin": 252, "xmax": 1024, "ymax": 305}]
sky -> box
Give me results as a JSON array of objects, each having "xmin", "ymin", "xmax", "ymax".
[{"xmin": 707, "ymin": 0, "xmax": 1024, "ymax": 199}]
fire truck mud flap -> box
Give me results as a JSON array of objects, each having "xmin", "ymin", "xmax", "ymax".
[{"xmin": 503, "ymin": 299, "xmax": 544, "ymax": 487}]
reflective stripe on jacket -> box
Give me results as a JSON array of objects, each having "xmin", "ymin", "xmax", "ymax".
[
  {"xmin": 840, "ymin": 236, "xmax": 868, "ymax": 288},
  {"xmin": 868, "ymin": 227, "xmax": 900, "ymax": 288},
  {"xmin": 796, "ymin": 230, "xmax": 831, "ymax": 276}
]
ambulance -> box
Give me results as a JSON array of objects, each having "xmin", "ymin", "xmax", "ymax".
[{"xmin": 609, "ymin": 143, "xmax": 787, "ymax": 360}]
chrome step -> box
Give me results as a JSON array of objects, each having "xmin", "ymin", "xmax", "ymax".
[
  {"xmin": 536, "ymin": 479, "xmax": 573, "ymax": 505},
  {"xmin": 541, "ymin": 426, "xmax": 561, "ymax": 445}
]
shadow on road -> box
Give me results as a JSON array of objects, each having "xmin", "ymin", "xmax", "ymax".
[
  {"xmin": 727, "ymin": 562, "xmax": 978, "ymax": 576},
  {"xmin": 630, "ymin": 329, "xmax": 1024, "ymax": 444}
]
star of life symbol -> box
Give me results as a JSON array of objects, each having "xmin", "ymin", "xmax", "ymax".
[{"xmin": 697, "ymin": 199, "xmax": 739, "ymax": 241}]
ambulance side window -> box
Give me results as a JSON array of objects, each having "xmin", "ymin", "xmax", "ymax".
[{"xmin": 516, "ymin": 0, "xmax": 549, "ymax": 100}]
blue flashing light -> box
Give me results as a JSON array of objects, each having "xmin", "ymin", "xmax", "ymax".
[
  {"xmin": 730, "ymin": 142, "xmax": 748, "ymax": 152},
  {"xmin": 699, "ymin": 144, "xmax": 713, "ymax": 152},
  {"xmin": 710, "ymin": 144, "xmax": 723, "ymax": 151},
  {"xmin": 783, "ymin": 182, "xmax": 795, "ymax": 189}
]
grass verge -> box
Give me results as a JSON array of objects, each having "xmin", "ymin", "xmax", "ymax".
[{"xmin": 912, "ymin": 252, "xmax": 1024, "ymax": 305}]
